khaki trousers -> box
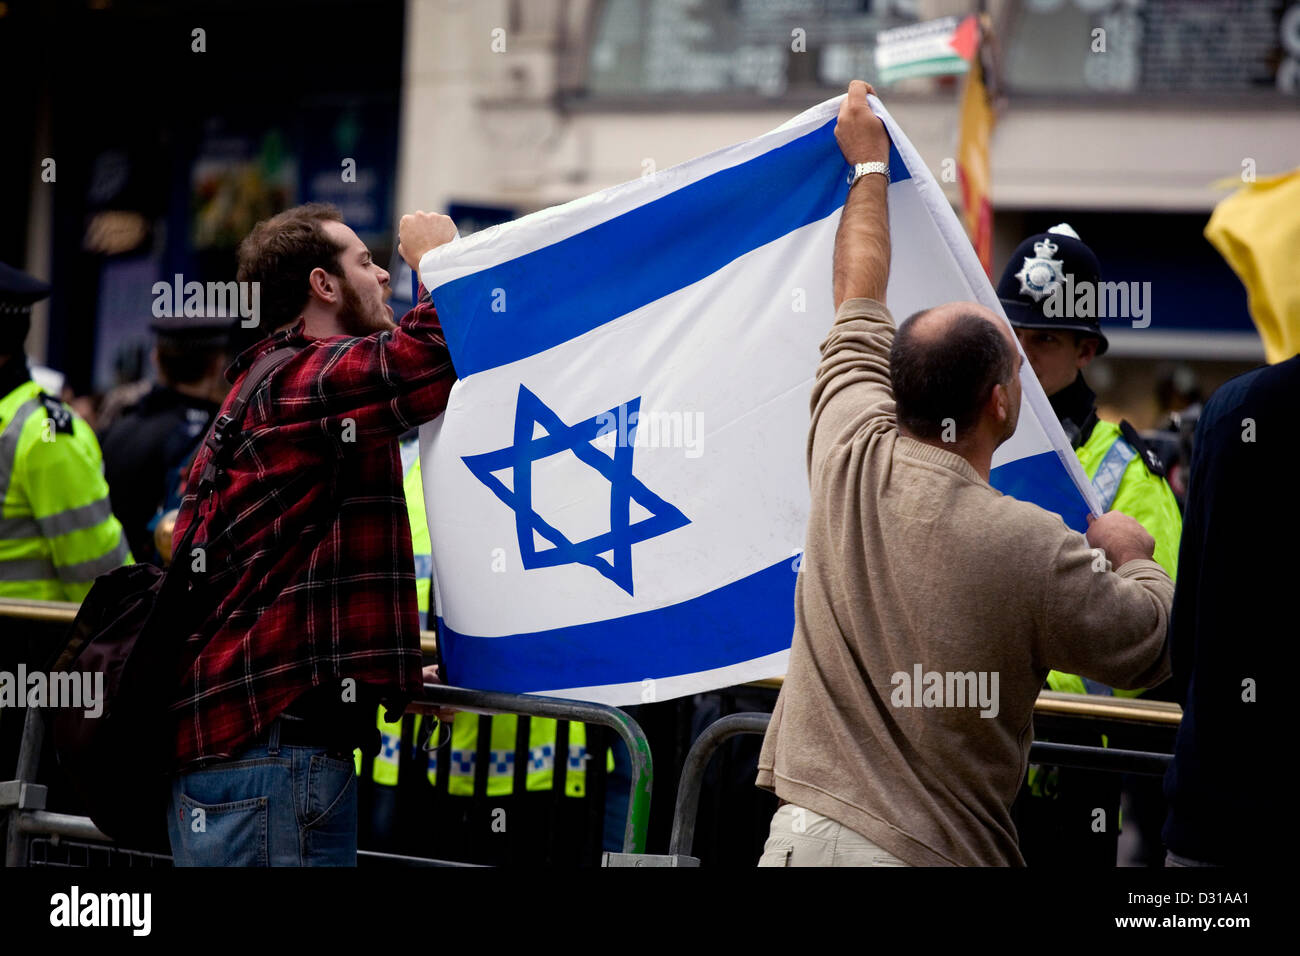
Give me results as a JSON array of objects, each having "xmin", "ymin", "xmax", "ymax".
[{"xmin": 758, "ymin": 804, "xmax": 909, "ymax": 867}]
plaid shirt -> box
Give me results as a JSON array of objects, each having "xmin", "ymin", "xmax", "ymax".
[{"xmin": 168, "ymin": 289, "xmax": 455, "ymax": 770}]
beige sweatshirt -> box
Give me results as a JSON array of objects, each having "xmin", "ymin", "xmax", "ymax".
[{"xmin": 756, "ymin": 298, "xmax": 1173, "ymax": 867}]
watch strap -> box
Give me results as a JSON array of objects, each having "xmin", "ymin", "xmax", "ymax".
[{"xmin": 848, "ymin": 161, "xmax": 890, "ymax": 188}]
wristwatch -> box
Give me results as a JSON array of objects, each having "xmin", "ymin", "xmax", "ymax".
[{"xmin": 847, "ymin": 161, "xmax": 890, "ymax": 189}]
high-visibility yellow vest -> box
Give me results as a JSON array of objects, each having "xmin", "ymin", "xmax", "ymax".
[
  {"xmin": 357, "ymin": 440, "xmax": 601, "ymax": 797},
  {"xmin": 402, "ymin": 439, "xmax": 432, "ymax": 618},
  {"xmin": 1046, "ymin": 420, "xmax": 1182, "ymax": 700},
  {"xmin": 360, "ymin": 439, "xmax": 432, "ymax": 785},
  {"xmin": 438, "ymin": 714, "xmax": 591, "ymax": 798},
  {"xmin": 369, "ymin": 708, "xmax": 405, "ymax": 786},
  {"xmin": 1031, "ymin": 421, "xmax": 1182, "ymax": 797},
  {"xmin": 0, "ymin": 380, "xmax": 131, "ymax": 601},
  {"xmin": 365, "ymin": 707, "xmax": 597, "ymax": 798}
]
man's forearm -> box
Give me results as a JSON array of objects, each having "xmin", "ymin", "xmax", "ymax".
[{"xmin": 832, "ymin": 173, "xmax": 890, "ymax": 310}]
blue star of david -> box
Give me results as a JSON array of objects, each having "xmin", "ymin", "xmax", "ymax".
[{"xmin": 462, "ymin": 385, "xmax": 690, "ymax": 596}]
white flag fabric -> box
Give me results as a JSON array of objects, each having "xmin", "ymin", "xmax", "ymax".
[{"xmin": 417, "ymin": 95, "xmax": 1101, "ymax": 705}]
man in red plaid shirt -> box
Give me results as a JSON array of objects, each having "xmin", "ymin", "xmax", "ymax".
[{"xmin": 164, "ymin": 204, "xmax": 458, "ymax": 866}]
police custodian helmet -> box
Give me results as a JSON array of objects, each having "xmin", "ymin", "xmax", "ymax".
[
  {"xmin": 0, "ymin": 260, "xmax": 51, "ymax": 354},
  {"xmin": 996, "ymin": 223, "xmax": 1109, "ymax": 355}
]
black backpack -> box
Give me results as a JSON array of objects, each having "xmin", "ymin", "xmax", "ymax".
[{"xmin": 50, "ymin": 346, "xmax": 297, "ymax": 851}]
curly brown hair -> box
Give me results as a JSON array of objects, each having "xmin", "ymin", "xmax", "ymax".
[{"xmin": 236, "ymin": 203, "xmax": 345, "ymax": 332}]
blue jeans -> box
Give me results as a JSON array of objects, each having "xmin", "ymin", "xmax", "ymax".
[{"xmin": 167, "ymin": 718, "xmax": 358, "ymax": 866}]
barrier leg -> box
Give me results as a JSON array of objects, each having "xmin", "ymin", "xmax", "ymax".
[
  {"xmin": 668, "ymin": 712, "xmax": 770, "ymax": 859},
  {"xmin": 3, "ymin": 707, "xmax": 50, "ymax": 867}
]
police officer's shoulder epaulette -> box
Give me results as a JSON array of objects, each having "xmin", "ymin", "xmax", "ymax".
[
  {"xmin": 38, "ymin": 392, "xmax": 75, "ymax": 436},
  {"xmin": 1118, "ymin": 419, "xmax": 1166, "ymax": 478}
]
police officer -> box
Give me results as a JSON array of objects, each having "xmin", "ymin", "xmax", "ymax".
[
  {"xmin": 99, "ymin": 318, "xmax": 233, "ymax": 565},
  {"xmin": 0, "ymin": 262, "xmax": 130, "ymax": 602},
  {"xmin": 998, "ymin": 227, "xmax": 1182, "ymax": 865},
  {"xmin": 998, "ymin": 224, "xmax": 1182, "ymax": 596}
]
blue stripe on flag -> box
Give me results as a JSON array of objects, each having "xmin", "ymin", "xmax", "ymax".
[
  {"xmin": 990, "ymin": 450, "xmax": 1091, "ymax": 533},
  {"xmin": 438, "ymin": 557, "xmax": 800, "ymax": 693},
  {"xmin": 433, "ymin": 123, "xmax": 909, "ymax": 377}
]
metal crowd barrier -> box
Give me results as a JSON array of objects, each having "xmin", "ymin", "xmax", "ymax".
[
  {"xmin": 404, "ymin": 685, "xmax": 653, "ymax": 855},
  {"xmin": 1, "ymin": 678, "xmax": 652, "ymax": 867},
  {"xmin": 2, "ymin": 597, "xmax": 1181, "ymax": 867},
  {"xmin": 0, "ymin": 597, "xmax": 81, "ymax": 624},
  {"xmin": 664, "ymin": 712, "xmax": 1176, "ymax": 866}
]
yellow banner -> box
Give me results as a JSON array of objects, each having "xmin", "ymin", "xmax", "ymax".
[{"xmin": 1205, "ymin": 168, "xmax": 1300, "ymax": 364}]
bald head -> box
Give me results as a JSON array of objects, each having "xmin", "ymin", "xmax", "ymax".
[
  {"xmin": 908, "ymin": 302, "xmax": 1018, "ymax": 352},
  {"xmin": 890, "ymin": 301, "xmax": 1020, "ymax": 443}
]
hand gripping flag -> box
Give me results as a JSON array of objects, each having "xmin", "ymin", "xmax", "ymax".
[{"xmin": 417, "ymin": 95, "xmax": 1102, "ymax": 704}]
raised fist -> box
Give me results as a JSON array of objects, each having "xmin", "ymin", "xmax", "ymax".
[
  {"xmin": 398, "ymin": 211, "xmax": 458, "ymax": 272},
  {"xmin": 834, "ymin": 80, "xmax": 891, "ymax": 167}
]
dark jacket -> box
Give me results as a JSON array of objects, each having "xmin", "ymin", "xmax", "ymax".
[
  {"xmin": 100, "ymin": 385, "xmax": 219, "ymax": 564},
  {"xmin": 1162, "ymin": 355, "xmax": 1298, "ymax": 864}
]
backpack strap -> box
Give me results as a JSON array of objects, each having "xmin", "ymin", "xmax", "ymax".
[
  {"xmin": 169, "ymin": 346, "xmax": 298, "ymax": 566},
  {"xmin": 195, "ymin": 346, "xmax": 298, "ymax": 495}
]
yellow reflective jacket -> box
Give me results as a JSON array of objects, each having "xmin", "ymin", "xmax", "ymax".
[
  {"xmin": 0, "ymin": 380, "xmax": 131, "ymax": 601},
  {"xmin": 1046, "ymin": 419, "xmax": 1182, "ymax": 699}
]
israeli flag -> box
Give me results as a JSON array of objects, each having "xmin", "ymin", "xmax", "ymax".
[{"xmin": 418, "ymin": 95, "xmax": 1101, "ymax": 705}]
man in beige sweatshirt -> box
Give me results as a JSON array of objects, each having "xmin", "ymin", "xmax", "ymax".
[{"xmin": 755, "ymin": 82, "xmax": 1173, "ymax": 867}]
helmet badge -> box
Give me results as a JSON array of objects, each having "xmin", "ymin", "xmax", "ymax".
[{"xmin": 1014, "ymin": 238, "xmax": 1066, "ymax": 303}]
